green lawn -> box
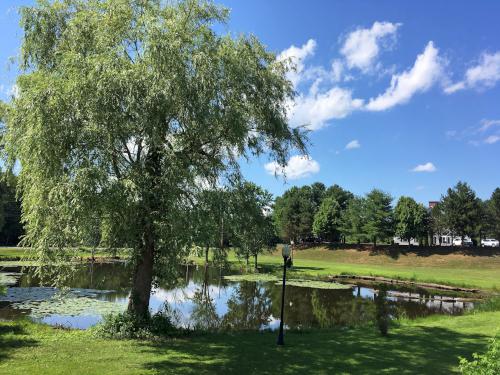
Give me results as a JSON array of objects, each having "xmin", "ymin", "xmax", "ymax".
[
  {"xmin": 195, "ymin": 247, "xmax": 500, "ymax": 290},
  {"xmin": 0, "ymin": 247, "xmax": 129, "ymax": 261},
  {"xmin": 0, "ymin": 311, "xmax": 498, "ymax": 375}
]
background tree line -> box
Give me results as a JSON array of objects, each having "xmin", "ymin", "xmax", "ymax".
[{"xmin": 273, "ymin": 181, "xmax": 500, "ymax": 247}]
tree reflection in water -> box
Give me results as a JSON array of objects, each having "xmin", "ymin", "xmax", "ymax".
[
  {"xmin": 222, "ymin": 280, "xmax": 272, "ymax": 330},
  {"xmin": 189, "ymin": 266, "xmax": 221, "ymax": 331}
]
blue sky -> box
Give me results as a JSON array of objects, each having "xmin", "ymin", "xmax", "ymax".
[{"xmin": 1, "ymin": 1, "xmax": 500, "ymax": 203}]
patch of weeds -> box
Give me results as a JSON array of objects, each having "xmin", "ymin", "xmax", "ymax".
[{"xmin": 468, "ymin": 297, "xmax": 500, "ymax": 314}]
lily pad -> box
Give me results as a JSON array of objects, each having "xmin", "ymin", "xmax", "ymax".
[
  {"xmin": 223, "ymin": 274, "xmax": 280, "ymax": 282},
  {"xmin": 1, "ymin": 286, "xmax": 123, "ymax": 319},
  {"xmin": 280, "ymin": 280, "xmax": 352, "ymax": 290},
  {"xmin": 11, "ymin": 296, "xmax": 125, "ymax": 319},
  {"xmin": 0, "ymin": 287, "xmax": 115, "ymax": 302}
]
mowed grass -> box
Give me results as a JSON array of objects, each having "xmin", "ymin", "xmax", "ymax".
[
  {"xmin": 197, "ymin": 247, "xmax": 500, "ymax": 290},
  {"xmin": 0, "ymin": 247, "xmax": 129, "ymax": 261},
  {"xmin": 0, "ymin": 311, "xmax": 498, "ymax": 375}
]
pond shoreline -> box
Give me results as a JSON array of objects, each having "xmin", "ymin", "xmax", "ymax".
[{"xmin": 328, "ymin": 274, "xmax": 485, "ymax": 294}]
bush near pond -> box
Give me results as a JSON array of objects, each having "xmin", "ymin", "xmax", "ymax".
[{"xmin": 459, "ymin": 338, "xmax": 500, "ymax": 375}]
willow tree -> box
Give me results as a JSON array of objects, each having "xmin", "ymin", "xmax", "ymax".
[{"xmin": 2, "ymin": 0, "xmax": 305, "ymax": 319}]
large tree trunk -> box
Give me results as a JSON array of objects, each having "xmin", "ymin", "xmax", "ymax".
[
  {"xmin": 254, "ymin": 253, "xmax": 258, "ymax": 269},
  {"xmin": 127, "ymin": 146, "xmax": 160, "ymax": 320},
  {"xmin": 127, "ymin": 223, "xmax": 155, "ymax": 319},
  {"xmin": 205, "ymin": 244, "xmax": 209, "ymax": 265}
]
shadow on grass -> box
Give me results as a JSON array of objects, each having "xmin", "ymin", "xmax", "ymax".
[
  {"xmin": 0, "ymin": 322, "xmax": 38, "ymax": 362},
  {"xmin": 322, "ymin": 242, "xmax": 500, "ymax": 258},
  {"xmin": 140, "ymin": 326, "xmax": 488, "ymax": 375}
]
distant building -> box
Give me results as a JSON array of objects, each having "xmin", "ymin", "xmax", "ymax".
[{"xmin": 428, "ymin": 201, "xmax": 439, "ymax": 209}]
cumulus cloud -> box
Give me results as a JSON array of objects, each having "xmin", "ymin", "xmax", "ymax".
[
  {"xmin": 484, "ymin": 135, "xmax": 500, "ymax": 144},
  {"xmin": 366, "ymin": 42, "xmax": 444, "ymax": 111},
  {"xmin": 411, "ymin": 162, "xmax": 437, "ymax": 173},
  {"xmin": 341, "ymin": 21, "xmax": 401, "ymax": 72},
  {"xmin": 345, "ymin": 139, "xmax": 361, "ymax": 149},
  {"xmin": 444, "ymin": 52, "xmax": 500, "ymax": 94},
  {"xmin": 288, "ymin": 88, "xmax": 364, "ymax": 130},
  {"xmin": 265, "ymin": 155, "xmax": 320, "ymax": 180},
  {"xmin": 277, "ymin": 39, "xmax": 316, "ymax": 87}
]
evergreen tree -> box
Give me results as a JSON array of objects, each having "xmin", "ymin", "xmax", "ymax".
[
  {"xmin": 441, "ymin": 182, "xmax": 481, "ymax": 243},
  {"xmin": 363, "ymin": 189, "xmax": 394, "ymax": 247}
]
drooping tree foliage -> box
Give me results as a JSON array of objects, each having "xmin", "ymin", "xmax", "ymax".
[
  {"xmin": 192, "ymin": 187, "xmax": 228, "ymax": 264},
  {"xmin": 1, "ymin": 0, "xmax": 306, "ymax": 318},
  {"xmin": 0, "ymin": 172, "xmax": 24, "ymax": 245},
  {"xmin": 231, "ymin": 182, "xmax": 275, "ymax": 268}
]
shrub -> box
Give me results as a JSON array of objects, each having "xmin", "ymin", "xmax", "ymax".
[
  {"xmin": 459, "ymin": 338, "xmax": 500, "ymax": 375},
  {"xmin": 93, "ymin": 306, "xmax": 178, "ymax": 339}
]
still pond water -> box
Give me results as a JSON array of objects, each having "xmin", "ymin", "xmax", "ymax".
[{"xmin": 0, "ymin": 263, "xmax": 474, "ymax": 330}]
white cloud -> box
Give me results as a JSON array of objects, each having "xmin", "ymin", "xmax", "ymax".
[
  {"xmin": 445, "ymin": 52, "xmax": 500, "ymax": 93},
  {"xmin": 341, "ymin": 21, "xmax": 401, "ymax": 72},
  {"xmin": 412, "ymin": 162, "xmax": 437, "ymax": 173},
  {"xmin": 365, "ymin": 42, "xmax": 444, "ymax": 111},
  {"xmin": 265, "ymin": 155, "xmax": 320, "ymax": 180},
  {"xmin": 446, "ymin": 119, "xmax": 500, "ymax": 145},
  {"xmin": 484, "ymin": 135, "xmax": 500, "ymax": 144},
  {"xmin": 288, "ymin": 87, "xmax": 364, "ymax": 130},
  {"xmin": 331, "ymin": 59, "xmax": 344, "ymax": 82},
  {"xmin": 277, "ymin": 39, "xmax": 316, "ymax": 87},
  {"xmin": 345, "ymin": 139, "xmax": 361, "ymax": 150},
  {"xmin": 478, "ymin": 119, "xmax": 500, "ymax": 133}
]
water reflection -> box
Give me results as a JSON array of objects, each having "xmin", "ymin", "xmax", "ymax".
[{"xmin": 0, "ymin": 263, "xmax": 475, "ymax": 330}]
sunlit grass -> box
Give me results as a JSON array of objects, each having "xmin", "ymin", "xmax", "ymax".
[{"xmin": 0, "ymin": 310, "xmax": 498, "ymax": 374}]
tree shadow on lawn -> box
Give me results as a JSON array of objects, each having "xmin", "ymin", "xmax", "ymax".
[
  {"xmin": 0, "ymin": 322, "xmax": 39, "ymax": 362},
  {"xmin": 140, "ymin": 325, "xmax": 488, "ymax": 374}
]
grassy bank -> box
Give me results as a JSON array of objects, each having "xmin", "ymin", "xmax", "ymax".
[
  {"xmin": 0, "ymin": 310, "xmax": 498, "ymax": 375},
  {"xmin": 194, "ymin": 247, "xmax": 500, "ymax": 290},
  {"xmin": 0, "ymin": 247, "xmax": 128, "ymax": 262}
]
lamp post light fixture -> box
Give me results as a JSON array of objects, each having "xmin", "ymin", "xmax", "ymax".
[{"xmin": 277, "ymin": 243, "xmax": 292, "ymax": 346}]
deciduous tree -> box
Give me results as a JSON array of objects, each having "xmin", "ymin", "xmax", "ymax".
[{"xmin": 2, "ymin": 0, "xmax": 305, "ymax": 319}]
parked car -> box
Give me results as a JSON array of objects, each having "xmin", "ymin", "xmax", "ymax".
[
  {"xmin": 481, "ymin": 238, "xmax": 499, "ymax": 247},
  {"xmin": 453, "ymin": 237, "xmax": 473, "ymax": 247}
]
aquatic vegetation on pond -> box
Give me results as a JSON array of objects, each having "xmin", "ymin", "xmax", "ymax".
[
  {"xmin": 12, "ymin": 296, "xmax": 125, "ymax": 319},
  {"xmin": 0, "ymin": 272, "xmax": 20, "ymax": 286},
  {"xmin": 223, "ymin": 274, "xmax": 280, "ymax": 282},
  {"xmin": 281, "ymin": 280, "xmax": 352, "ymax": 290},
  {"xmin": 0, "ymin": 287, "xmax": 123, "ymax": 319}
]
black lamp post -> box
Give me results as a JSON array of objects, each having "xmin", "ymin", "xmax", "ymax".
[{"xmin": 277, "ymin": 243, "xmax": 291, "ymax": 346}]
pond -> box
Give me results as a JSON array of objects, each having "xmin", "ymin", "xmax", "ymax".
[{"xmin": 0, "ymin": 262, "xmax": 475, "ymax": 330}]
